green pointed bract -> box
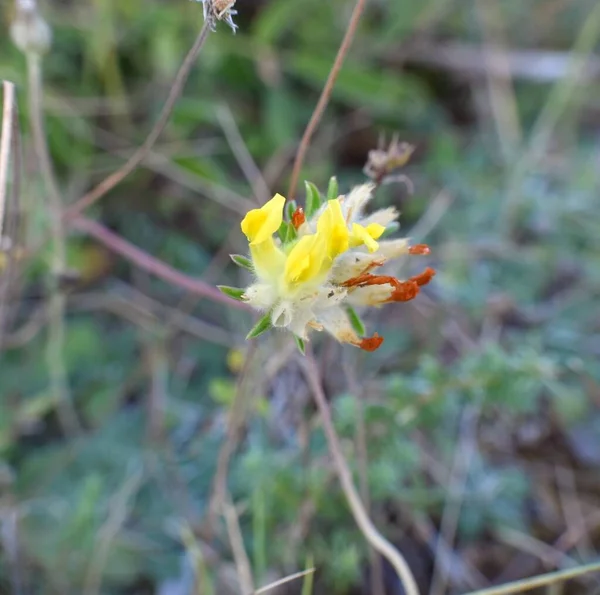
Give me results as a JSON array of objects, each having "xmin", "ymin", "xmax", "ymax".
[
  {"xmin": 346, "ymin": 306, "xmax": 366, "ymax": 336},
  {"xmin": 294, "ymin": 335, "xmax": 306, "ymax": 355},
  {"xmin": 304, "ymin": 181, "xmax": 322, "ymax": 218},
  {"xmin": 246, "ymin": 312, "xmax": 273, "ymax": 339},
  {"xmin": 327, "ymin": 176, "xmax": 339, "ymax": 201},
  {"xmin": 230, "ymin": 254, "xmax": 254, "ymax": 272},
  {"xmin": 217, "ymin": 285, "xmax": 246, "ymax": 301},
  {"xmin": 278, "ymin": 220, "xmax": 289, "ymax": 242},
  {"xmin": 286, "ymin": 200, "xmax": 298, "ymax": 221},
  {"xmin": 284, "ymin": 221, "xmax": 297, "ymax": 243},
  {"xmin": 277, "ymin": 220, "xmax": 297, "ymax": 244}
]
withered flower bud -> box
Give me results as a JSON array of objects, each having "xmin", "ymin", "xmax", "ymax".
[{"xmin": 10, "ymin": 0, "xmax": 52, "ymax": 56}]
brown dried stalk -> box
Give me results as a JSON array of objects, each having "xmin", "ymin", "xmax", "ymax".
[
  {"xmin": 26, "ymin": 52, "xmax": 81, "ymax": 435},
  {"xmin": 71, "ymin": 216, "xmax": 250, "ymax": 310},
  {"xmin": 300, "ymin": 353, "xmax": 420, "ymax": 595},
  {"xmin": 0, "ymin": 81, "xmax": 16, "ymax": 242},
  {"xmin": 64, "ymin": 19, "xmax": 213, "ymax": 219},
  {"xmin": 287, "ymin": 0, "xmax": 368, "ymax": 201}
]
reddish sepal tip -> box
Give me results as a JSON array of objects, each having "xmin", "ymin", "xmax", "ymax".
[
  {"xmin": 357, "ymin": 333, "xmax": 384, "ymax": 352},
  {"xmin": 387, "ymin": 281, "xmax": 420, "ymax": 303},
  {"xmin": 408, "ymin": 244, "xmax": 430, "ymax": 255},
  {"xmin": 291, "ymin": 207, "xmax": 306, "ymax": 229},
  {"xmin": 411, "ymin": 267, "xmax": 436, "ymax": 287}
]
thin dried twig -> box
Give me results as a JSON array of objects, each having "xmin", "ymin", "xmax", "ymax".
[
  {"xmin": 64, "ymin": 19, "xmax": 213, "ymax": 219},
  {"xmin": 207, "ymin": 342, "xmax": 259, "ymax": 533},
  {"xmin": 223, "ymin": 493, "xmax": 255, "ymax": 595},
  {"xmin": 0, "ymin": 81, "xmax": 22, "ymax": 351},
  {"xmin": 0, "ymin": 506, "xmax": 24, "ymax": 595},
  {"xmin": 217, "ymin": 104, "xmax": 271, "ymax": 204},
  {"xmin": 429, "ymin": 405, "xmax": 480, "ymax": 595},
  {"xmin": 301, "ymin": 352, "xmax": 420, "ymax": 595},
  {"xmin": 0, "ymin": 81, "xmax": 16, "ymax": 241},
  {"xmin": 475, "ymin": 0, "xmax": 522, "ymax": 163},
  {"xmin": 70, "ymin": 216, "xmax": 250, "ymax": 310},
  {"xmin": 254, "ymin": 568, "xmax": 316, "ymax": 594},
  {"xmin": 343, "ymin": 356, "xmax": 385, "ymax": 595},
  {"xmin": 83, "ymin": 465, "xmax": 144, "ymax": 595},
  {"xmin": 26, "ymin": 52, "xmax": 81, "ymax": 436},
  {"xmin": 465, "ymin": 560, "xmax": 600, "ymax": 595},
  {"xmin": 287, "ymin": 0, "xmax": 368, "ymax": 201},
  {"xmin": 555, "ymin": 465, "xmax": 594, "ymax": 560}
]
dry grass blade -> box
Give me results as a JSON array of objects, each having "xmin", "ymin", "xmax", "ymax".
[
  {"xmin": 217, "ymin": 104, "xmax": 271, "ymax": 204},
  {"xmin": 254, "ymin": 568, "xmax": 316, "ymax": 594},
  {"xmin": 0, "ymin": 81, "xmax": 16, "ymax": 240},
  {"xmin": 223, "ymin": 494, "xmax": 255, "ymax": 594},
  {"xmin": 465, "ymin": 561, "xmax": 600, "ymax": 595},
  {"xmin": 0, "ymin": 81, "xmax": 21, "ymax": 349}
]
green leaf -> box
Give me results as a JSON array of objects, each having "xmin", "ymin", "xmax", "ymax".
[
  {"xmin": 230, "ymin": 254, "xmax": 253, "ymax": 272},
  {"xmin": 304, "ymin": 181, "xmax": 322, "ymax": 218},
  {"xmin": 246, "ymin": 313, "xmax": 273, "ymax": 339},
  {"xmin": 278, "ymin": 220, "xmax": 289, "ymax": 241},
  {"xmin": 327, "ymin": 176, "xmax": 339, "ymax": 200},
  {"xmin": 284, "ymin": 222, "xmax": 297, "ymax": 243},
  {"xmin": 286, "ymin": 200, "xmax": 298, "ymax": 221},
  {"xmin": 278, "ymin": 221, "xmax": 297, "ymax": 243},
  {"xmin": 346, "ymin": 306, "xmax": 366, "ymax": 336},
  {"xmin": 217, "ymin": 286, "xmax": 246, "ymax": 301},
  {"xmin": 294, "ymin": 335, "xmax": 306, "ymax": 355}
]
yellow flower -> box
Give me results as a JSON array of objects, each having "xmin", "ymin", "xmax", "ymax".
[
  {"xmin": 240, "ymin": 194, "xmax": 286, "ymax": 280},
  {"xmin": 240, "ymin": 194, "xmax": 285, "ymax": 245},
  {"xmin": 316, "ymin": 199, "xmax": 349, "ymax": 260},
  {"xmin": 350, "ymin": 222, "xmax": 385, "ymax": 253},
  {"xmin": 235, "ymin": 185, "xmax": 434, "ymax": 352},
  {"xmin": 283, "ymin": 233, "xmax": 327, "ymax": 291}
]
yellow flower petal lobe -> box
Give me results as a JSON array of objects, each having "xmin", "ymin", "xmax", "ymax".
[
  {"xmin": 350, "ymin": 222, "xmax": 385, "ymax": 253},
  {"xmin": 283, "ymin": 233, "xmax": 326, "ymax": 288},
  {"xmin": 241, "ymin": 194, "xmax": 285, "ymax": 245},
  {"xmin": 317, "ymin": 199, "xmax": 349, "ymax": 260}
]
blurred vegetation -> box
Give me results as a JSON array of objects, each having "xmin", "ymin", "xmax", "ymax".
[{"xmin": 1, "ymin": 0, "xmax": 600, "ymax": 593}]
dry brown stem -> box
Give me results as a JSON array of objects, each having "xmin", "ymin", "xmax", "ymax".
[{"xmin": 287, "ymin": 0, "xmax": 368, "ymax": 201}]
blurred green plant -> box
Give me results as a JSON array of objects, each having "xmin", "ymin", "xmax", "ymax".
[{"xmin": 1, "ymin": 0, "xmax": 600, "ymax": 593}]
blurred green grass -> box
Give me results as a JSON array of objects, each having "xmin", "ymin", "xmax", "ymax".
[{"xmin": 1, "ymin": 0, "xmax": 600, "ymax": 593}]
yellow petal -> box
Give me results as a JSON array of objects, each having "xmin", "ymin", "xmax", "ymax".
[
  {"xmin": 350, "ymin": 222, "xmax": 385, "ymax": 253},
  {"xmin": 250, "ymin": 238, "xmax": 286, "ymax": 281},
  {"xmin": 241, "ymin": 194, "xmax": 285, "ymax": 245},
  {"xmin": 317, "ymin": 199, "xmax": 349, "ymax": 260},
  {"xmin": 283, "ymin": 233, "xmax": 326, "ymax": 288}
]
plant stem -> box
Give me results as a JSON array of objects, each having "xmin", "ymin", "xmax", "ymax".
[
  {"xmin": 301, "ymin": 352, "xmax": 420, "ymax": 595},
  {"xmin": 0, "ymin": 81, "xmax": 16, "ymax": 242},
  {"xmin": 64, "ymin": 18, "xmax": 213, "ymax": 219},
  {"xmin": 70, "ymin": 216, "xmax": 250, "ymax": 310},
  {"xmin": 26, "ymin": 52, "xmax": 81, "ymax": 436},
  {"xmin": 287, "ymin": 0, "xmax": 368, "ymax": 202},
  {"xmin": 466, "ymin": 561, "xmax": 600, "ymax": 595}
]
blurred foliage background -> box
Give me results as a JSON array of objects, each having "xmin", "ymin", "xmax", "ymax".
[{"xmin": 1, "ymin": 0, "xmax": 600, "ymax": 593}]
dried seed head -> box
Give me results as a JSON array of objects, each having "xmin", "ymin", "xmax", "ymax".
[
  {"xmin": 10, "ymin": 0, "xmax": 52, "ymax": 56},
  {"xmin": 193, "ymin": 0, "xmax": 238, "ymax": 33},
  {"xmin": 364, "ymin": 134, "xmax": 415, "ymax": 187}
]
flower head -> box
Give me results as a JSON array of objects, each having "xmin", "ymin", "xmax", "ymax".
[
  {"xmin": 229, "ymin": 183, "xmax": 435, "ymax": 352},
  {"xmin": 193, "ymin": 0, "xmax": 238, "ymax": 33}
]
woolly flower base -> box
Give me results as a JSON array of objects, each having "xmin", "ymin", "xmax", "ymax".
[{"xmin": 220, "ymin": 182, "xmax": 435, "ymax": 352}]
